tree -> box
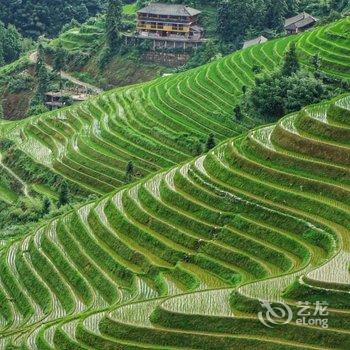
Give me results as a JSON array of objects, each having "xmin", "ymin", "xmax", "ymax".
[
  {"xmin": 329, "ymin": 0, "xmax": 348, "ymax": 12},
  {"xmin": 0, "ymin": 22, "xmax": 5, "ymax": 66},
  {"xmin": 205, "ymin": 133, "xmax": 216, "ymax": 152},
  {"xmin": 125, "ymin": 160, "xmax": 134, "ymax": 181},
  {"xmin": 234, "ymin": 105, "xmax": 243, "ymax": 122},
  {"xmin": 106, "ymin": 0, "xmax": 123, "ymax": 52},
  {"xmin": 0, "ymin": 100, "xmax": 4, "ymax": 119},
  {"xmin": 53, "ymin": 42, "xmax": 67, "ymax": 90},
  {"xmin": 57, "ymin": 182, "xmax": 69, "ymax": 208},
  {"xmin": 230, "ymin": 0, "xmax": 255, "ymax": 44},
  {"xmin": 194, "ymin": 142, "xmax": 203, "ymax": 156},
  {"xmin": 0, "ymin": 0, "xmax": 104, "ymax": 39},
  {"xmin": 41, "ymin": 197, "xmax": 51, "ymax": 215},
  {"xmin": 35, "ymin": 42, "xmax": 49, "ymax": 101},
  {"xmin": 265, "ymin": 0, "xmax": 287, "ymax": 32},
  {"xmin": 246, "ymin": 70, "xmax": 330, "ymax": 122},
  {"xmin": 311, "ymin": 53, "xmax": 321, "ymax": 71},
  {"xmin": 217, "ymin": 0, "xmax": 234, "ymax": 43},
  {"xmin": 282, "ymin": 42, "xmax": 300, "ymax": 76},
  {"xmin": 3, "ymin": 24, "xmax": 22, "ymax": 63},
  {"xmin": 286, "ymin": 0, "xmax": 300, "ymax": 16}
]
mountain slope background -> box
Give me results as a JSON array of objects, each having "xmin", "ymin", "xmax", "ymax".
[
  {"xmin": 0, "ymin": 85, "xmax": 349, "ymax": 350},
  {"xmin": 0, "ymin": 16, "xmax": 349, "ymax": 244}
]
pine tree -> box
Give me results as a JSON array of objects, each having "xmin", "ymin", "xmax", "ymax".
[
  {"xmin": 311, "ymin": 53, "xmax": 321, "ymax": 71},
  {"xmin": 3, "ymin": 24, "xmax": 22, "ymax": 63},
  {"xmin": 231, "ymin": 0, "xmax": 255, "ymax": 44},
  {"xmin": 57, "ymin": 182, "xmax": 69, "ymax": 208},
  {"xmin": 234, "ymin": 105, "xmax": 243, "ymax": 122},
  {"xmin": 106, "ymin": 0, "xmax": 123, "ymax": 52},
  {"xmin": 125, "ymin": 160, "xmax": 134, "ymax": 181},
  {"xmin": 282, "ymin": 42, "xmax": 300, "ymax": 76},
  {"xmin": 0, "ymin": 22, "xmax": 5, "ymax": 66},
  {"xmin": 217, "ymin": 0, "xmax": 234, "ymax": 43},
  {"xmin": 0, "ymin": 100, "xmax": 4, "ymax": 119},
  {"xmin": 42, "ymin": 197, "xmax": 51, "ymax": 215},
  {"xmin": 205, "ymin": 133, "xmax": 216, "ymax": 152},
  {"xmin": 35, "ymin": 42, "xmax": 49, "ymax": 101},
  {"xmin": 53, "ymin": 42, "xmax": 66, "ymax": 91},
  {"xmin": 286, "ymin": 0, "xmax": 300, "ymax": 16},
  {"xmin": 265, "ymin": 0, "xmax": 287, "ymax": 32}
]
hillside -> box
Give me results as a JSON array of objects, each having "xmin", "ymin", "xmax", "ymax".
[
  {"xmin": 0, "ymin": 15, "xmax": 349, "ymax": 348},
  {"xmin": 0, "ymin": 0, "xmax": 106, "ymax": 39},
  {"xmin": 1, "ymin": 17, "xmax": 349, "ymax": 197},
  {"xmin": 50, "ymin": 13, "xmax": 166, "ymax": 89},
  {"xmin": 0, "ymin": 86, "xmax": 349, "ymax": 348}
]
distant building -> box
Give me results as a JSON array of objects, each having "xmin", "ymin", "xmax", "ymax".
[
  {"xmin": 133, "ymin": 3, "xmax": 206, "ymax": 49},
  {"xmin": 243, "ymin": 35, "xmax": 268, "ymax": 49},
  {"xmin": 45, "ymin": 91, "xmax": 88, "ymax": 110},
  {"xmin": 284, "ymin": 12, "xmax": 317, "ymax": 35}
]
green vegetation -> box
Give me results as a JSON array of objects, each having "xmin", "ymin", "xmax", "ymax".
[
  {"xmin": 0, "ymin": 0, "xmax": 106, "ymax": 39},
  {"xmin": 0, "ymin": 11, "xmax": 349, "ymax": 350},
  {"xmin": 0, "ymin": 90, "xmax": 349, "ymax": 348}
]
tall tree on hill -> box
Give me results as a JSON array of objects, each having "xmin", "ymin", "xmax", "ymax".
[
  {"xmin": 125, "ymin": 160, "xmax": 134, "ymax": 182},
  {"xmin": 329, "ymin": 0, "xmax": 348, "ymax": 12},
  {"xmin": 0, "ymin": 100, "xmax": 4, "ymax": 119},
  {"xmin": 282, "ymin": 42, "xmax": 300, "ymax": 76},
  {"xmin": 106, "ymin": 0, "xmax": 123, "ymax": 52},
  {"xmin": 35, "ymin": 43, "xmax": 50, "ymax": 101},
  {"xmin": 230, "ymin": 0, "xmax": 254, "ymax": 44},
  {"xmin": 57, "ymin": 182, "xmax": 69, "ymax": 208},
  {"xmin": 286, "ymin": 0, "xmax": 300, "ymax": 16},
  {"xmin": 41, "ymin": 197, "xmax": 51, "ymax": 216},
  {"xmin": 217, "ymin": 0, "xmax": 233, "ymax": 43},
  {"xmin": 0, "ymin": 22, "xmax": 5, "ymax": 66},
  {"xmin": 53, "ymin": 42, "xmax": 67, "ymax": 91},
  {"xmin": 3, "ymin": 24, "xmax": 22, "ymax": 63},
  {"xmin": 205, "ymin": 133, "xmax": 216, "ymax": 152},
  {"xmin": 265, "ymin": 0, "xmax": 287, "ymax": 32}
]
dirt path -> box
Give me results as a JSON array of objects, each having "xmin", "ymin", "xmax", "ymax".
[{"xmin": 29, "ymin": 52, "xmax": 103, "ymax": 94}]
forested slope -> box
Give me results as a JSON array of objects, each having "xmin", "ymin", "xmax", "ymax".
[{"xmin": 0, "ymin": 0, "xmax": 106, "ymax": 38}]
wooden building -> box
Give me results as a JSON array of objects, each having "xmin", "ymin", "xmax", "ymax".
[
  {"xmin": 45, "ymin": 91, "xmax": 88, "ymax": 110},
  {"xmin": 243, "ymin": 35, "xmax": 268, "ymax": 49},
  {"xmin": 134, "ymin": 3, "xmax": 205, "ymax": 49},
  {"xmin": 285, "ymin": 12, "xmax": 317, "ymax": 35}
]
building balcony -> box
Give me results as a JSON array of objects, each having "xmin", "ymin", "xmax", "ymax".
[
  {"xmin": 137, "ymin": 24, "xmax": 190, "ymax": 33},
  {"xmin": 131, "ymin": 31, "xmax": 206, "ymax": 43}
]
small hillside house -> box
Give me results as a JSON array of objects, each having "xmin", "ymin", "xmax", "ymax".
[
  {"xmin": 284, "ymin": 12, "xmax": 317, "ymax": 35},
  {"xmin": 243, "ymin": 36, "xmax": 268, "ymax": 49},
  {"xmin": 134, "ymin": 3, "xmax": 205, "ymax": 49}
]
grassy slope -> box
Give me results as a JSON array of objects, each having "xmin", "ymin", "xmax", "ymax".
[{"xmin": 0, "ymin": 17, "xmax": 348, "ymax": 349}]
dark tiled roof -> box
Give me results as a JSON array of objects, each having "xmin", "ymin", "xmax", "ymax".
[
  {"xmin": 243, "ymin": 35, "xmax": 268, "ymax": 48},
  {"xmin": 138, "ymin": 3, "xmax": 201, "ymax": 17},
  {"xmin": 285, "ymin": 12, "xmax": 317, "ymax": 28}
]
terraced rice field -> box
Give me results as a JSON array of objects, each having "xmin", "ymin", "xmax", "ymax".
[
  {"xmin": 0, "ymin": 90, "xmax": 349, "ymax": 349},
  {"xmin": 0, "ymin": 16, "xmax": 349, "ymax": 350},
  {"xmin": 52, "ymin": 16, "xmax": 106, "ymax": 53},
  {"xmin": 1, "ymin": 18, "xmax": 349, "ymax": 201}
]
